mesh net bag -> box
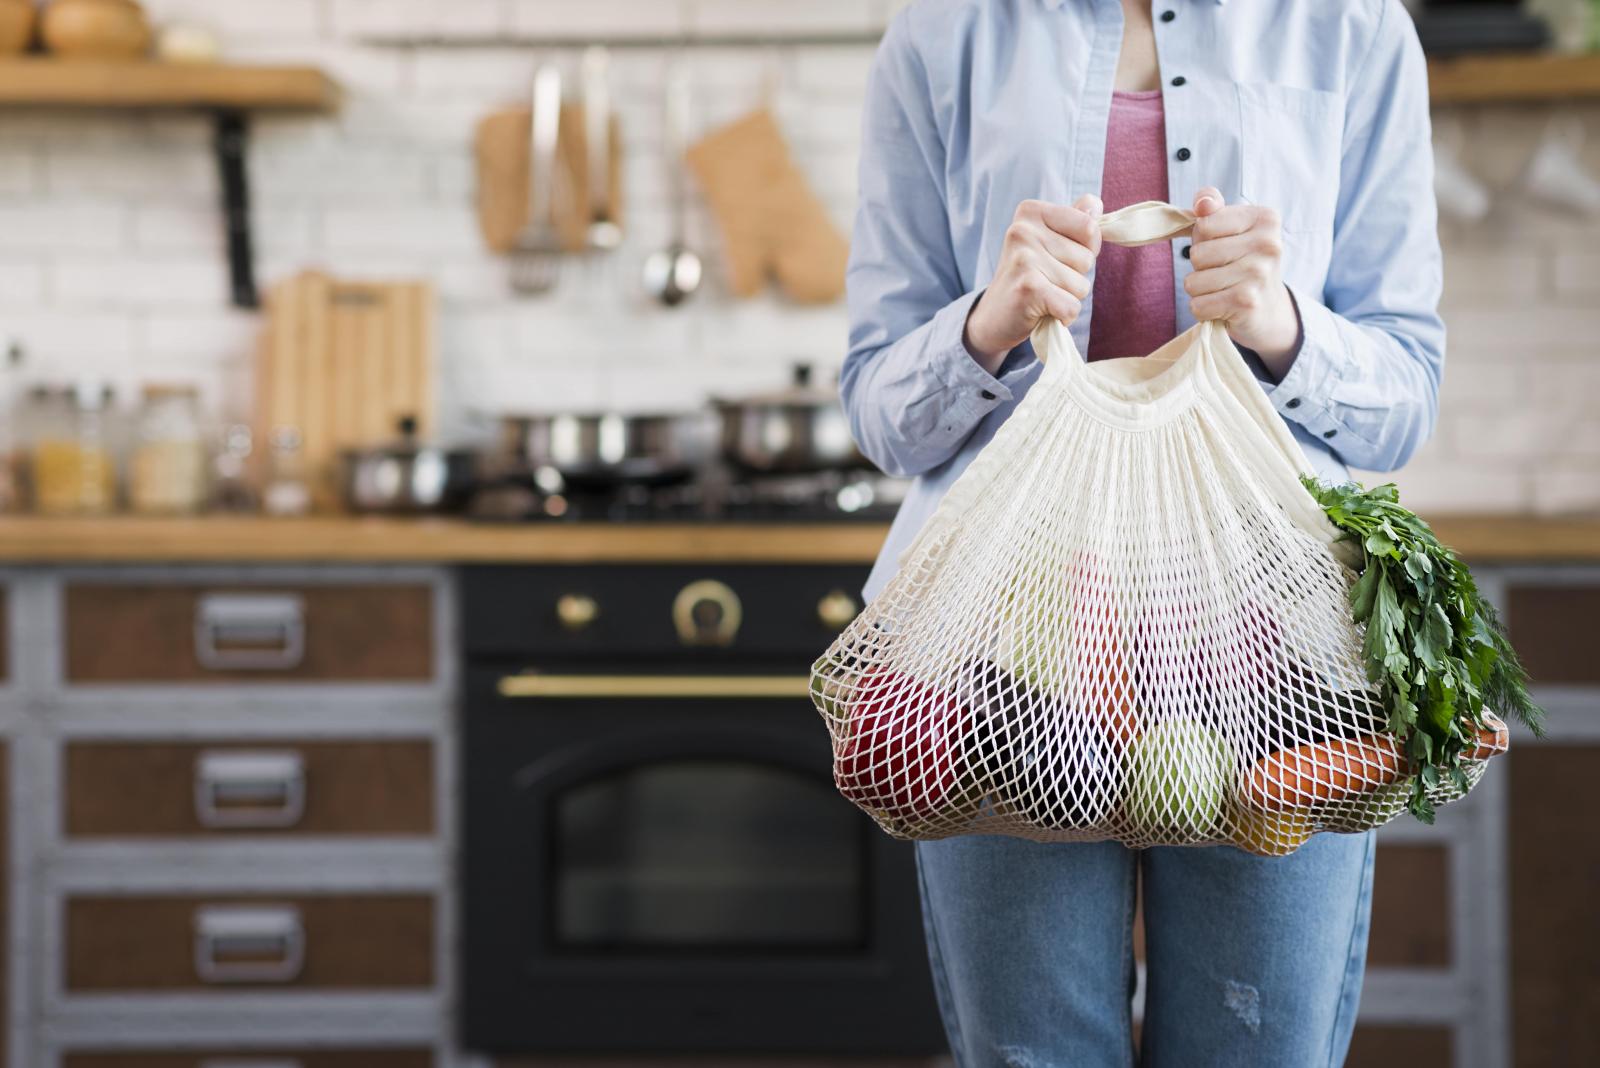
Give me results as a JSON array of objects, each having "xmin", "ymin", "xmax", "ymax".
[{"xmin": 812, "ymin": 201, "xmax": 1502, "ymax": 854}]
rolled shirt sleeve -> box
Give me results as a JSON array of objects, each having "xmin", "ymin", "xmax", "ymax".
[
  {"xmin": 1261, "ymin": 0, "xmax": 1445, "ymax": 474},
  {"xmin": 839, "ymin": 14, "xmax": 1012, "ymax": 480}
]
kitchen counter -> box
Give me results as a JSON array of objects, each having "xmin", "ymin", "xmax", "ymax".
[{"xmin": 0, "ymin": 513, "xmax": 1596, "ymax": 563}]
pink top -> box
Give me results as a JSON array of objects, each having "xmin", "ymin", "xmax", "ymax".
[{"xmin": 1086, "ymin": 89, "xmax": 1176, "ymax": 362}]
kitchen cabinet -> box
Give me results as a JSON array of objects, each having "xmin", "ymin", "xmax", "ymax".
[
  {"xmin": 61, "ymin": 1053, "xmax": 432, "ymax": 1068},
  {"xmin": 63, "ymin": 583, "xmax": 434, "ymax": 683},
  {"xmin": 0, "ymin": 527, "xmax": 1587, "ymax": 1065},
  {"xmin": 1510, "ymin": 745, "xmax": 1600, "ymax": 1068},
  {"xmin": 64, "ymin": 740, "xmax": 434, "ymax": 838},
  {"xmin": 65, "ymin": 894, "xmax": 434, "ymax": 992}
]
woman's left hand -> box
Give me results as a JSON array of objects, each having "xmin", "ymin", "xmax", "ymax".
[{"xmin": 1184, "ymin": 186, "xmax": 1302, "ymax": 367}]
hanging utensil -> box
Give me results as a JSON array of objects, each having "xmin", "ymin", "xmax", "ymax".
[
  {"xmin": 509, "ymin": 65, "xmax": 565, "ymax": 295},
  {"xmin": 583, "ymin": 46, "xmax": 623, "ymax": 252},
  {"xmin": 642, "ymin": 60, "xmax": 702, "ymax": 307}
]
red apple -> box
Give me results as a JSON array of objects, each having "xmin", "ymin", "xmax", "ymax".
[{"xmin": 834, "ymin": 669, "xmax": 979, "ymax": 835}]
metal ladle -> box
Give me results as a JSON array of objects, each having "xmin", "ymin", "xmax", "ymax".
[{"xmin": 642, "ymin": 62, "xmax": 702, "ymax": 306}]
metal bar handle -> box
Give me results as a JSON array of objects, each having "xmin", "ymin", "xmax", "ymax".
[
  {"xmin": 194, "ymin": 593, "xmax": 306, "ymax": 671},
  {"xmin": 201, "ymin": 1061, "xmax": 303, "ymax": 1068},
  {"xmin": 497, "ymin": 674, "xmax": 811, "ymax": 699},
  {"xmin": 193, "ymin": 905, "xmax": 305, "ymax": 985},
  {"xmin": 194, "ymin": 750, "xmax": 307, "ymax": 829}
]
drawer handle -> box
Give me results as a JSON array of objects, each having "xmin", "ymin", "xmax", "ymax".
[
  {"xmin": 193, "ymin": 905, "xmax": 305, "ymax": 984},
  {"xmin": 194, "ymin": 750, "xmax": 306, "ymax": 829},
  {"xmin": 194, "ymin": 593, "xmax": 306, "ymax": 671},
  {"xmin": 200, "ymin": 1061, "xmax": 304, "ymax": 1068},
  {"xmin": 498, "ymin": 673, "xmax": 811, "ymax": 699}
]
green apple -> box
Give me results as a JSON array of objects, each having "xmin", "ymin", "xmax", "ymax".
[{"xmin": 1128, "ymin": 717, "xmax": 1232, "ymax": 841}]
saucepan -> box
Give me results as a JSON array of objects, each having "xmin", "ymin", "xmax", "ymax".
[
  {"xmin": 497, "ymin": 410, "xmax": 715, "ymax": 488},
  {"xmin": 340, "ymin": 416, "xmax": 478, "ymax": 514},
  {"xmin": 714, "ymin": 364, "xmax": 868, "ymax": 474}
]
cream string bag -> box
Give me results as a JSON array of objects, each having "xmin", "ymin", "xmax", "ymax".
[{"xmin": 811, "ymin": 201, "xmax": 1489, "ymax": 854}]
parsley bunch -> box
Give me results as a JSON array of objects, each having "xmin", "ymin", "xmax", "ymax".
[{"xmin": 1303, "ymin": 477, "xmax": 1546, "ymax": 822}]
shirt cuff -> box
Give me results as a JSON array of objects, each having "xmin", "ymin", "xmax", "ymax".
[
  {"xmin": 1260, "ymin": 285, "xmax": 1349, "ymax": 443},
  {"xmin": 931, "ymin": 288, "xmax": 1013, "ymax": 422}
]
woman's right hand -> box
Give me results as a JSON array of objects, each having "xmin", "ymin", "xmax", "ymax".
[{"xmin": 963, "ymin": 194, "xmax": 1103, "ymax": 371}]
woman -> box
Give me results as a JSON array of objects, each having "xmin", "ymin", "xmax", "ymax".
[{"xmin": 842, "ymin": 1, "xmax": 1442, "ymax": 1065}]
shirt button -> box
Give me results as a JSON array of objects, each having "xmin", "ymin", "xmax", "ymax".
[
  {"xmin": 1175, "ymin": 147, "xmax": 1191, "ymax": 162},
  {"xmin": 1160, "ymin": 9, "xmax": 1176, "ymax": 22},
  {"xmin": 1180, "ymin": 244, "xmax": 1191, "ymax": 260},
  {"xmin": 1323, "ymin": 429, "xmax": 1338, "ymax": 439},
  {"xmin": 1285, "ymin": 397, "xmax": 1301, "ymax": 409},
  {"xmin": 980, "ymin": 390, "xmax": 996, "ymax": 401},
  {"xmin": 1170, "ymin": 75, "xmax": 1186, "ymax": 87}
]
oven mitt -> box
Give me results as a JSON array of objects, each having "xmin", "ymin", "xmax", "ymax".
[{"xmin": 685, "ymin": 109, "xmax": 847, "ymax": 303}]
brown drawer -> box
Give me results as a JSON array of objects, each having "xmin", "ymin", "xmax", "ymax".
[
  {"xmin": 1369, "ymin": 843, "xmax": 1451, "ymax": 968},
  {"xmin": 64, "ymin": 584, "xmax": 433, "ymax": 683},
  {"xmin": 65, "ymin": 894, "xmax": 434, "ymax": 992},
  {"xmin": 65, "ymin": 740, "xmax": 434, "ymax": 838},
  {"xmin": 1511, "ymin": 746, "xmax": 1600, "ymax": 1068},
  {"xmin": 1345, "ymin": 1025, "xmax": 1453, "ymax": 1067},
  {"xmin": 63, "ymin": 1053, "xmax": 432, "ymax": 1068},
  {"xmin": 1507, "ymin": 584, "xmax": 1600, "ymax": 686}
]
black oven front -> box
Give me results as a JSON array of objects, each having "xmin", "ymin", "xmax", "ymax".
[{"xmin": 460, "ymin": 565, "xmax": 944, "ymax": 1056}]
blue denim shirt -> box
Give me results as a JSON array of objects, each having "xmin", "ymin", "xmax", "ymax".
[{"xmin": 845, "ymin": 0, "xmax": 1443, "ymax": 600}]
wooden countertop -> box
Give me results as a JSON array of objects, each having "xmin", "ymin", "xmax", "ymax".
[{"xmin": 0, "ymin": 514, "xmax": 1596, "ymax": 564}]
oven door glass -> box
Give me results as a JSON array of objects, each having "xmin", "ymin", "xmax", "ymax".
[{"xmin": 552, "ymin": 757, "xmax": 866, "ymax": 952}]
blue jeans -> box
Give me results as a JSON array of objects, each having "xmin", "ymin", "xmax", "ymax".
[{"xmin": 915, "ymin": 832, "xmax": 1376, "ymax": 1068}]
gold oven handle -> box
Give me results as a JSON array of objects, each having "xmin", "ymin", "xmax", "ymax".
[{"xmin": 497, "ymin": 674, "xmax": 812, "ymax": 699}]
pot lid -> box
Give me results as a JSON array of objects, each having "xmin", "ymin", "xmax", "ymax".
[{"xmin": 718, "ymin": 364, "xmax": 841, "ymax": 408}]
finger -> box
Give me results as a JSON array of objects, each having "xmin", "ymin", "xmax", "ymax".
[
  {"xmin": 1191, "ymin": 203, "xmax": 1259, "ymax": 242},
  {"xmin": 1189, "ymin": 292, "xmax": 1236, "ymax": 322},
  {"xmin": 1040, "ymin": 282, "xmax": 1083, "ymax": 326},
  {"xmin": 1036, "ymin": 200, "xmax": 1101, "ymax": 251},
  {"xmin": 1194, "ymin": 186, "xmax": 1224, "ymax": 216},
  {"xmin": 1182, "ymin": 258, "xmax": 1258, "ymax": 299},
  {"xmin": 1034, "ymin": 225, "xmax": 1097, "ymax": 277},
  {"xmin": 1073, "ymin": 192, "xmax": 1104, "ymax": 219},
  {"xmin": 1024, "ymin": 250, "xmax": 1091, "ymax": 302},
  {"xmin": 1186, "ymin": 230, "xmax": 1261, "ymax": 271}
]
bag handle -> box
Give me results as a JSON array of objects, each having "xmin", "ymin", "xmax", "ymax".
[{"xmin": 1033, "ymin": 200, "xmax": 1206, "ymax": 366}]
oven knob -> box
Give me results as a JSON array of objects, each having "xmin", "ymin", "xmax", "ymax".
[
  {"xmin": 555, "ymin": 593, "xmax": 599, "ymax": 632},
  {"xmin": 672, "ymin": 580, "xmax": 742, "ymax": 646},
  {"xmin": 817, "ymin": 589, "xmax": 859, "ymax": 630}
]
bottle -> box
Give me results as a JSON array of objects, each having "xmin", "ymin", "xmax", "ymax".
[
  {"xmin": 210, "ymin": 423, "xmax": 257, "ymax": 513},
  {"xmin": 32, "ymin": 382, "xmax": 117, "ymax": 515},
  {"xmin": 0, "ymin": 339, "xmax": 20, "ymax": 513},
  {"xmin": 262, "ymin": 426, "xmax": 311, "ymax": 517},
  {"xmin": 130, "ymin": 384, "xmax": 207, "ymax": 514}
]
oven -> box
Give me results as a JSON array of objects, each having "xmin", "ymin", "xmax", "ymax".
[{"xmin": 460, "ymin": 565, "xmax": 944, "ymax": 1055}]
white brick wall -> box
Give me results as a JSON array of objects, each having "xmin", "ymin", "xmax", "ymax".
[{"xmin": 0, "ymin": 0, "xmax": 1594, "ymax": 516}]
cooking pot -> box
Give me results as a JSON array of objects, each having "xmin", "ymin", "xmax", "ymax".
[
  {"xmin": 714, "ymin": 364, "xmax": 867, "ymax": 474},
  {"xmin": 498, "ymin": 410, "xmax": 714, "ymax": 489},
  {"xmin": 340, "ymin": 417, "xmax": 477, "ymax": 514}
]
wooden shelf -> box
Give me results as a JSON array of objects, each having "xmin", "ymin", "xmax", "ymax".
[
  {"xmin": 1429, "ymin": 52, "xmax": 1600, "ymax": 105},
  {"xmin": 0, "ymin": 58, "xmax": 338, "ymax": 111},
  {"xmin": 0, "ymin": 515, "xmax": 1593, "ymax": 564}
]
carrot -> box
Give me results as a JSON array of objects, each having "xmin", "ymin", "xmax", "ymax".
[
  {"xmin": 1243, "ymin": 734, "xmax": 1405, "ymax": 812},
  {"xmin": 1463, "ymin": 715, "xmax": 1509, "ymax": 762}
]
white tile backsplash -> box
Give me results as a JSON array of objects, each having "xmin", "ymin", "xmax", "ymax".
[{"xmin": 0, "ymin": 0, "xmax": 1593, "ymax": 515}]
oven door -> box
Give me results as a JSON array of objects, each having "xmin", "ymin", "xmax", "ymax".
[{"xmin": 461, "ymin": 666, "xmax": 944, "ymax": 1055}]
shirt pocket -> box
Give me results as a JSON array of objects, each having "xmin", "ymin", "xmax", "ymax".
[{"xmin": 1236, "ymin": 82, "xmax": 1343, "ymax": 235}]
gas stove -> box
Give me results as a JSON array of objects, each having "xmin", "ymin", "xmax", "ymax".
[{"xmin": 468, "ymin": 466, "xmax": 908, "ymax": 523}]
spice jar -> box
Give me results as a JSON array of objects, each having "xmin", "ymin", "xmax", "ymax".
[
  {"xmin": 129, "ymin": 384, "xmax": 206, "ymax": 514},
  {"xmin": 30, "ymin": 382, "xmax": 118, "ymax": 515}
]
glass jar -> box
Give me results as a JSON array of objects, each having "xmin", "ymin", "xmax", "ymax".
[
  {"xmin": 130, "ymin": 384, "xmax": 207, "ymax": 514},
  {"xmin": 29, "ymin": 382, "xmax": 118, "ymax": 516}
]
